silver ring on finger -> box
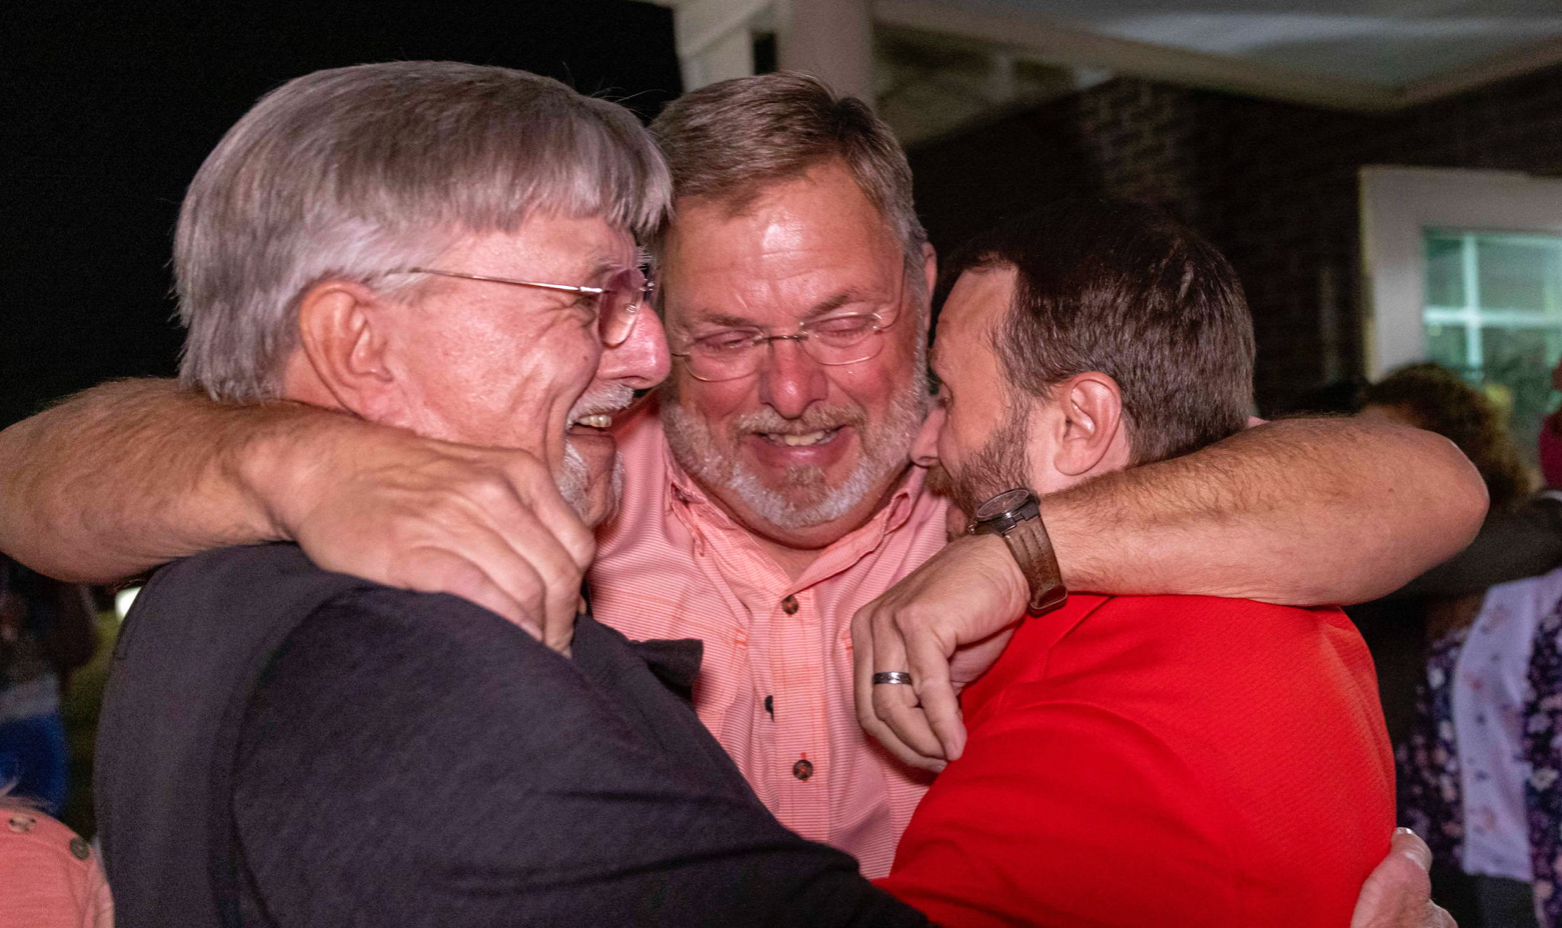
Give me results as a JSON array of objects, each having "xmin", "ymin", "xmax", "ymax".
[{"xmin": 872, "ymin": 671, "xmax": 914, "ymax": 685}]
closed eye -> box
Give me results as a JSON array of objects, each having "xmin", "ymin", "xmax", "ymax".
[{"xmin": 694, "ymin": 329, "xmax": 764, "ymax": 352}]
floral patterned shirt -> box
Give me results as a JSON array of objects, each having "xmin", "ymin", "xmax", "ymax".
[{"xmin": 1401, "ymin": 568, "xmax": 1562, "ymax": 926}]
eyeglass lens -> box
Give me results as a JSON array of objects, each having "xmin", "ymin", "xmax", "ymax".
[
  {"xmin": 598, "ymin": 266, "xmax": 650, "ymax": 348},
  {"xmin": 682, "ymin": 317, "xmax": 887, "ymax": 381}
]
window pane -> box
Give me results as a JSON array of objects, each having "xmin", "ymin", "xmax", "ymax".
[
  {"xmin": 1422, "ymin": 231, "xmax": 1562, "ymax": 467},
  {"xmin": 1477, "ymin": 239, "xmax": 1562, "ymax": 314},
  {"xmin": 1425, "ymin": 323, "xmax": 1468, "ymax": 372},
  {"xmin": 1481, "ymin": 326, "xmax": 1560, "ymax": 460},
  {"xmin": 1425, "ymin": 235, "xmax": 1465, "ymax": 307}
]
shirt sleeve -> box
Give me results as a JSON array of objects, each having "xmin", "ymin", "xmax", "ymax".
[
  {"xmin": 0, "ymin": 809, "xmax": 113, "ymax": 928},
  {"xmin": 231, "ymin": 588, "xmax": 929, "ymax": 928},
  {"xmin": 876, "ymin": 688, "xmax": 1239, "ymax": 928}
]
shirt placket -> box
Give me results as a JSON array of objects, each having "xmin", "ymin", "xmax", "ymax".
[{"xmin": 767, "ymin": 583, "xmax": 832, "ymax": 842}]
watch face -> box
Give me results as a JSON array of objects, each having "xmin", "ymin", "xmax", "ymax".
[{"xmin": 974, "ymin": 488, "xmax": 1033, "ymax": 522}]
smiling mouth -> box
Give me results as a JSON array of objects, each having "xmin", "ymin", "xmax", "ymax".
[
  {"xmin": 572, "ymin": 414, "xmax": 616, "ymax": 429},
  {"xmin": 759, "ymin": 427, "xmax": 843, "ymax": 447}
]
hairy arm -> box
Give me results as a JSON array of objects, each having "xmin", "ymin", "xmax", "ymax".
[
  {"xmin": 0, "ymin": 378, "xmax": 592, "ymax": 645},
  {"xmin": 1044, "ymin": 415, "xmax": 1488, "ymax": 605},
  {"xmin": 0, "ymin": 379, "xmax": 303, "ymax": 581}
]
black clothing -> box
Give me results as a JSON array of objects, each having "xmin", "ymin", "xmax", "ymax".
[
  {"xmin": 97, "ymin": 543, "xmax": 927, "ymax": 928},
  {"xmin": 1394, "ymin": 494, "xmax": 1562, "ymax": 600}
]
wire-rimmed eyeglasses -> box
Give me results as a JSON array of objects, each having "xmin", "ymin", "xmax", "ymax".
[
  {"xmin": 385, "ymin": 265, "xmax": 653, "ymax": 348},
  {"xmin": 670, "ymin": 311, "xmax": 899, "ymax": 382}
]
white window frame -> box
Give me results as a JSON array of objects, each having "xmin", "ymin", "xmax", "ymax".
[{"xmin": 1359, "ymin": 166, "xmax": 1562, "ymax": 379}]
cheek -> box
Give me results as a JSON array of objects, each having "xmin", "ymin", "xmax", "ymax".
[
  {"xmin": 936, "ymin": 407, "xmax": 981, "ymax": 472},
  {"xmin": 826, "ymin": 353, "xmax": 909, "ymax": 414},
  {"xmin": 674, "ymin": 369, "xmax": 755, "ymax": 424}
]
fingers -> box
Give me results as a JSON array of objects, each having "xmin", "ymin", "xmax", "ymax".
[
  {"xmin": 393, "ymin": 546, "xmax": 543, "ymax": 641},
  {"xmin": 500, "ymin": 453, "xmax": 596, "ymax": 573},
  {"xmin": 853, "ymin": 602, "xmax": 945, "ymax": 771},
  {"xmin": 1349, "ymin": 828, "xmax": 1435, "ymax": 928},
  {"xmin": 869, "ymin": 608, "xmax": 949, "ymax": 769},
  {"xmin": 1390, "ymin": 827, "xmax": 1433, "ymax": 873},
  {"xmin": 282, "ymin": 428, "xmax": 589, "ymax": 653},
  {"xmin": 414, "ymin": 450, "xmax": 587, "ymax": 650},
  {"xmin": 904, "ymin": 627, "xmax": 965, "ymax": 760}
]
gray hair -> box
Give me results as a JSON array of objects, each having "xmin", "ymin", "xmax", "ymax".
[
  {"xmin": 176, "ymin": 61, "xmax": 671, "ymax": 400},
  {"xmin": 648, "ymin": 71, "xmax": 928, "ymax": 310}
]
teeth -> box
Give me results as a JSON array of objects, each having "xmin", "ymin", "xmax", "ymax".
[
  {"xmin": 575, "ymin": 414, "xmax": 613, "ymax": 428},
  {"xmin": 777, "ymin": 430, "xmax": 830, "ymax": 447}
]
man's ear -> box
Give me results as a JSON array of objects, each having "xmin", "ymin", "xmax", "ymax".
[
  {"xmin": 1049, "ymin": 372, "xmax": 1126, "ymax": 477},
  {"xmin": 295, "ymin": 280, "xmax": 395, "ymax": 417}
]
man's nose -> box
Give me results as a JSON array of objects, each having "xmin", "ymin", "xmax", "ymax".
[
  {"xmin": 596, "ymin": 308, "xmax": 670, "ymax": 390},
  {"xmin": 912, "ymin": 403, "xmax": 945, "ymax": 467},
  {"xmin": 757, "ymin": 337, "xmax": 829, "ymax": 419}
]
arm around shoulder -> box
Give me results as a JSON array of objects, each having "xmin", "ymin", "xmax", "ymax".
[
  {"xmin": 0, "ymin": 378, "xmax": 592, "ymax": 642},
  {"xmin": 0, "ymin": 379, "xmax": 300, "ymax": 582},
  {"xmin": 1038, "ymin": 415, "xmax": 1487, "ymax": 605}
]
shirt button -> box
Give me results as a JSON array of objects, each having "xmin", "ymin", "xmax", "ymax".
[
  {"xmin": 781, "ymin": 595, "xmax": 799, "ymax": 615},
  {"xmin": 792, "ymin": 758, "xmax": 814, "ymax": 781},
  {"xmin": 70, "ymin": 837, "xmax": 91, "ymax": 860}
]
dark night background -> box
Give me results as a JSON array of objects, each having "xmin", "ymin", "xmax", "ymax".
[{"xmin": 3, "ymin": 1, "xmax": 682, "ymax": 429}]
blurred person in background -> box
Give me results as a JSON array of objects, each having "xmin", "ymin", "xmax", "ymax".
[
  {"xmin": 0, "ymin": 554, "xmax": 98, "ymax": 816},
  {"xmin": 1378, "ymin": 363, "xmax": 1555, "ymax": 928}
]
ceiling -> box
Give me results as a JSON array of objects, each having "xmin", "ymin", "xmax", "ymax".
[
  {"xmin": 643, "ymin": 0, "xmax": 1562, "ymax": 144},
  {"xmin": 873, "ymin": 0, "xmax": 1562, "ymax": 141},
  {"xmin": 964, "ymin": 0, "xmax": 1562, "ymax": 87}
]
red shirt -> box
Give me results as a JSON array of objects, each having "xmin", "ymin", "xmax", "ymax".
[{"xmin": 879, "ymin": 594, "xmax": 1393, "ymax": 928}]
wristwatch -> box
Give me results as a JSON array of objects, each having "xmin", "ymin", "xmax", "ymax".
[{"xmin": 968, "ymin": 488, "xmax": 1068, "ymax": 615}]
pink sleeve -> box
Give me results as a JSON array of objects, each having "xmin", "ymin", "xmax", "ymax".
[{"xmin": 0, "ymin": 808, "xmax": 114, "ymax": 928}]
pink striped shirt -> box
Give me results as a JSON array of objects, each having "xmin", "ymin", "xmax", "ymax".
[{"xmin": 591, "ymin": 398, "xmax": 950, "ymax": 877}]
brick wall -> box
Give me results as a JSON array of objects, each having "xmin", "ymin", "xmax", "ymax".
[{"xmin": 908, "ymin": 63, "xmax": 1562, "ymax": 410}]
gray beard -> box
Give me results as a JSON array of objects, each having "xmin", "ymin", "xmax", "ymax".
[
  {"xmin": 660, "ymin": 368, "xmax": 928, "ymax": 532},
  {"xmin": 557, "ymin": 383, "xmax": 634, "ymax": 520}
]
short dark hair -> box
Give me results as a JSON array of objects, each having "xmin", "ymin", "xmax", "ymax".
[
  {"xmin": 945, "ymin": 198, "xmax": 1255, "ymax": 465},
  {"xmin": 648, "ymin": 71, "xmax": 927, "ymax": 291}
]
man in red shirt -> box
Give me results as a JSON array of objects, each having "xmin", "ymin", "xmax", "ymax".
[{"xmin": 875, "ymin": 199, "xmax": 1394, "ymax": 927}]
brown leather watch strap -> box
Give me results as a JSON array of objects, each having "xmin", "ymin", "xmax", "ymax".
[{"xmin": 1001, "ymin": 516, "xmax": 1068, "ymax": 615}]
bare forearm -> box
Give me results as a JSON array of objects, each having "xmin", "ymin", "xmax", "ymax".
[
  {"xmin": 1040, "ymin": 416, "xmax": 1488, "ymax": 605},
  {"xmin": 0, "ymin": 379, "xmax": 332, "ymax": 582}
]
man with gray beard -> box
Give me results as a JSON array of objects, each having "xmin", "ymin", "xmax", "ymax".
[{"xmin": 0, "ymin": 70, "xmax": 1484, "ymax": 892}]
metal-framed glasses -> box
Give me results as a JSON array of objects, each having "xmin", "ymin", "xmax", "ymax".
[
  {"xmin": 385, "ymin": 265, "xmax": 652, "ymax": 348},
  {"xmin": 671, "ymin": 311, "xmax": 898, "ymax": 382}
]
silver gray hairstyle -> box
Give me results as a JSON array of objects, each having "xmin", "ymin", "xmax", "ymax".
[{"xmin": 176, "ymin": 61, "xmax": 672, "ymax": 400}]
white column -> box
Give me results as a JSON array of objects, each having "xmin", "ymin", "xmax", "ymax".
[
  {"xmin": 778, "ymin": 0, "xmax": 874, "ymax": 104},
  {"xmin": 668, "ymin": 0, "xmax": 771, "ymax": 91}
]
